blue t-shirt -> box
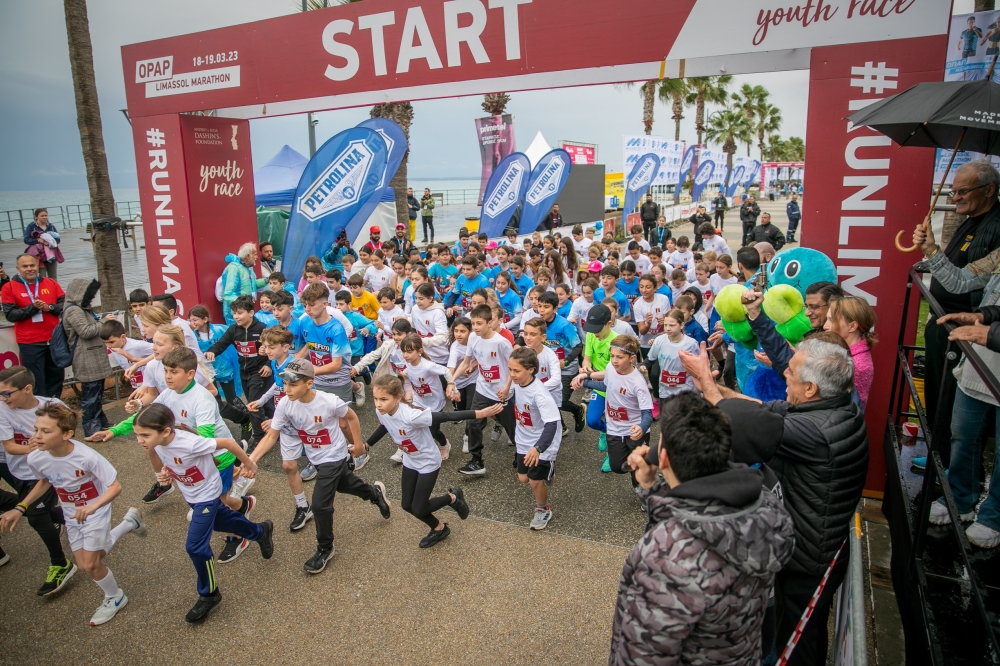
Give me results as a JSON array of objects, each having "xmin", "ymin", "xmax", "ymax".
[
  {"xmin": 446, "ymin": 273, "xmax": 492, "ymax": 312},
  {"xmin": 594, "ymin": 286, "xmax": 632, "ymax": 321},
  {"xmin": 487, "ymin": 263, "xmax": 512, "ymax": 285},
  {"xmin": 495, "ymin": 287, "xmax": 523, "ymax": 326},
  {"xmin": 299, "ymin": 314, "xmax": 353, "ymax": 388},
  {"xmin": 557, "ymin": 300, "xmax": 572, "ymax": 318},
  {"xmin": 255, "ymin": 311, "xmax": 278, "ymax": 328},
  {"xmin": 962, "ymin": 27, "xmax": 981, "ymax": 52},
  {"xmin": 542, "ymin": 314, "xmax": 582, "ymax": 375},
  {"xmin": 656, "ymin": 284, "xmax": 674, "ymax": 303},
  {"xmin": 197, "ymin": 323, "xmax": 236, "ymax": 383},
  {"xmin": 616, "ymin": 277, "xmax": 641, "ymax": 311},
  {"xmin": 343, "ymin": 310, "xmax": 377, "ymax": 356},
  {"xmin": 270, "ymin": 355, "xmax": 293, "ymax": 392},
  {"xmin": 428, "ymin": 263, "xmax": 459, "ymax": 298},
  {"xmin": 510, "ymin": 273, "xmax": 534, "ymax": 297}
]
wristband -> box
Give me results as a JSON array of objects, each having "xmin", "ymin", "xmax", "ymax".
[{"xmin": 15, "ymin": 502, "xmax": 28, "ymax": 513}]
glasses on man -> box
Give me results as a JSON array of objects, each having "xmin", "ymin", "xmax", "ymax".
[
  {"xmin": 0, "ymin": 388, "xmax": 22, "ymax": 400},
  {"xmin": 948, "ymin": 183, "xmax": 990, "ymax": 198}
]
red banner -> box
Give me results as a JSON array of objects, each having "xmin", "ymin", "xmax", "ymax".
[
  {"xmin": 803, "ymin": 35, "xmax": 947, "ymax": 494},
  {"xmin": 562, "ymin": 142, "xmax": 596, "ymax": 165}
]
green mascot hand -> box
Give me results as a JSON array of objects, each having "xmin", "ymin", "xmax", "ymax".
[
  {"xmin": 762, "ymin": 284, "xmax": 812, "ymax": 345},
  {"xmin": 715, "ymin": 284, "xmax": 758, "ymax": 350}
]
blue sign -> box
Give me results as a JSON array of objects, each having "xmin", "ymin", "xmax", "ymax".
[
  {"xmin": 342, "ymin": 118, "xmax": 407, "ymax": 243},
  {"xmin": 623, "ymin": 152, "xmax": 661, "ymax": 215},
  {"xmin": 479, "ymin": 152, "xmax": 531, "ymax": 238},
  {"xmin": 727, "ymin": 165, "xmax": 746, "ymax": 197},
  {"xmin": 283, "ymin": 127, "xmax": 388, "ymax": 282},
  {"xmin": 690, "ymin": 159, "xmax": 716, "ymax": 202},
  {"xmin": 674, "ymin": 146, "xmax": 696, "ymax": 202},
  {"xmin": 518, "ymin": 149, "xmax": 572, "ymax": 235},
  {"xmin": 744, "ymin": 160, "xmax": 761, "ymax": 186}
]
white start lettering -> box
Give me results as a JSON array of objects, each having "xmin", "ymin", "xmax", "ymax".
[{"xmin": 146, "ymin": 128, "xmax": 183, "ymax": 300}]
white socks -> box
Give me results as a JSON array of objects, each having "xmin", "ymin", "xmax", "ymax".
[
  {"xmin": 294, "ymin": 493, "xmax": 308, "ymax": 508},
  {"xmin": 108, "ymin": 518, "xmax": 134, "ymax": 550},
  {"xmin": 95, "ymin": 569, "xmax": 122, "ymax": 599}
]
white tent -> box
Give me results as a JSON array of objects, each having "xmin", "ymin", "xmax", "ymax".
[{"xmin": 524, "ymin": 131, "xmax": 553, "ymax": 167}]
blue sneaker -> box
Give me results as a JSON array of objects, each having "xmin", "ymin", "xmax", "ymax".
[
  {"xmin": 911, "ymin": 456, "xmax": 926, "ymax": 473},
  {"xmin": 600, "ymin": 453, "xmax": 612, "ymax": 473},
  {"xmin": 598, "ymin": 432, "xmax": 607, "ymax": 452}
]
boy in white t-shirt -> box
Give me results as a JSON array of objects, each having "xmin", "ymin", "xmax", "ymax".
[
  {"xmin": 626, "ymin": 242, "xmax": 653, "ymax": 276},
  {"xmin": 668, "ymin": 237, "xmax": 695, "ymax": 272},
  {"xmin": 376, "ymin": 287, "xmax": 409, "ymax": 335},
  {"xmin": 1, "ymin": 403, "xmax": 145, "ymax": 626},
  {"xmin": 101, "ymin": 319, "xmax": 154, "ymax": 392},
  {"xmin": 520, "ymin": 317, "xmax": 564, "ymax": 407}
]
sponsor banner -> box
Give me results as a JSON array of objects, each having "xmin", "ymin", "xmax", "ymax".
[
  {"xmin": 346, "ymin": 118, "xmax": 408, "ymax": 242},
  {"xmin": 519, "ymin": 149, "xmax": 572, "ymax": 234},
  {"xmin": 284, "ymin": 127, "xmax": 388, "ymax": 282},
  {"xmin": 697, "ymin": 148, "xmax": 729, "ymax": 185},
  {"xmin": 803, "ymin": 35, "xmax": 946, "ymax": 492},
  {"xmin": 761, "ymin": 161, "xmax": 804, "ymax": 191},
  {"xmin": 562, "ymin": 142, "xmax": 596, "ymax": 165},
  {"xmin": 475, "ymin": 114, "xmax": 516, "ymax": 206},
  {"xmin": 623, "ymin": 135, "xmax": 685, "ymax": 185},
  {"xmin": 690, "ymin": 159, "xmax": 716, "ymax": 201},
  {"xmin": 727, "ymin": 156, "xmax": 755, "ymax": 197},
  {"xmin": 605, "ymin": 172, "xmax": 624, "ymax": 199},
  {"xmin": 674, "ymin": 146, "xmax": 697, "ymax": 202},
  {"xmin": 479, "ymin": 152, "xmax": 531, "ymax": 238},
  {"xmin": 744, "ymin": 159, "xmax": 761, "ymax": 187},
  {"xmin": 623, "ymin": 153, "xmax": 661, "ymax": 215}
]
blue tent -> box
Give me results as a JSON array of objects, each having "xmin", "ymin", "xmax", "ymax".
[{"xmin": 254, "ymin": 145, "xmax": 308, "ymax": 207}]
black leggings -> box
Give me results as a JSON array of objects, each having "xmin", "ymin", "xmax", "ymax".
[
  {"xmin": 452, "ymin": 383, "xmax": 475, "ymax": 411},
  {"xmin": 429, "ymin": 423, "xmax": 447, "ymax": 448},
  {"xmin": 560, "ymin": 380, "xmax": 581, "ymax": 418},
  {"xmin": 216, "ymin": 382, "xmax": 250, "ymax": 426},
  {"xmin": 6, "ymin": 482, "xmax": 66, "ymax": 565},
  {"xmin": 607, "ymin": 433, "xmax": 648, "ymax": 487},
  {"xmin": 400, "ymin": 466, "xmax": 451, "ymax": 529}
]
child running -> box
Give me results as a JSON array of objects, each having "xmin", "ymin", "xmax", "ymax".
[
  {"xmin": 101, "ymin": 319, "xmax": 154, "ymax": 395},
  {"xmin": 366, "ymin": 375, "xmax": 500, "ymax": 547},
  {"xmin": 0, "ymin": 404, "xmax": 145, "ymax": 626},
  {"xmin": 240, "ymin": 359, "xmax": 390, "ymax": 574},
  {"xmin": 644, "ymin": 309, "xmax": 701, "ymax": 402},
  {"xmin": 447, "ymin": 317, "xmax": 478, "ymax": 453},
  {"xmin": 520, "ymin": 318, "xmax": 563, "ymax": 410},
  {"xmin": 577, "ymin": 304, "xmax": 619, "ymax": 472},
  {"xmin": 398, "ymin": 334, "xmax": 455, "ymax": 462},
  {"xmin": 508, "ymin": 347, "xmax": 563, "ymax": 530}
]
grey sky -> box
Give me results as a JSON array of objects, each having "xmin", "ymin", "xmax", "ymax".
[{"xmin": 3, "ymin": 0, "xmax": 965, "ymax": 193}]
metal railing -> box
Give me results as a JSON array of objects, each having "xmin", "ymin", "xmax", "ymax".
[
  {"xmin": 887, "ymin": 267, "xmax": 1000, "ymax": 664},
  {"xmin": 0, "ymin": 201, "xmax": 143, "ymax": 242}
]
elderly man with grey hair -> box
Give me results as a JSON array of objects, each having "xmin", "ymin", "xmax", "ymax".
[
  {"xmin": 680, "ymin": 335, "xmax": 869, "ymax": 666},
  {"xmin": 220, "ymin": 242, "xmax": 267, "ymax": 325}
]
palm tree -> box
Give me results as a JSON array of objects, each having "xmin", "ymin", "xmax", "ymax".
[
  {"xmin": 482, "ymin": 93, "xmax": 511, "ymax": 116},
  {"xmin": 641, "ymin": 80, "xmax": 657, "ymax": 134},
  {"xmin": 660, "ymin": 79, "xmax": 688, "ymax": 141},
  {"xmin": 704, "ymin": 107, "xmax": 752, "ymax": 196},
  {"xmin": 684, "ymin": 76, "xmax": 733, "ymax": 146},
  {"xmin": 731, "ymin": 84, "xmax": 769, "ymax": 156},
  {"xmin": 617, "ymin": 80, "xmax": 675, "ymax": 136},
  {"xmin": 63, "ymin": 0, "xmax": 126, "ymax": 309},
  {"xmin": 753, "ymin": 102, "xmax": 782, "ymax": 162}
]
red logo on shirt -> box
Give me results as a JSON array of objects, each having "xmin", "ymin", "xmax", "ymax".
[
  {"xmin": 514, "ymin": 403, "xmax": 533, "ymax": 426},
  {"xmin": 704, "ymin": 290, "xmax": 713, "ymax": 300},
  {"xmin": 13, "ymin": 434, "xmax": 28, "ymax": 444},
  {"xmin": 297, "ymin": 429, "xmax": 331, "ymax": 447},
  {"xmin": 314, "ymin": 415, "xmax": 322, "ymax": 423},
  {"xmin": 413, "ymin": 381, "xmax": 432, "ymax": 396},
  {"xmin": 398, "ymin": 429, "xmax": 406, "ymax": 436},
  {"xmin": 129, "ymin": 369, "xmax": 144, "ymax": 389},
  {"xmin": 55, "ymin": 481, "xmax": 98, "ymax": 506}
]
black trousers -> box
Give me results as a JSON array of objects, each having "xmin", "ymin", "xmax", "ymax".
[
  {"xmin": 422, "ymin": 216, "xmax": 434, "ymax": 241},
  {"xmin": 714, "ymin": 209, "xmax": 725, "ymax": 231},
  {"xmin": 1, "ymin": 480, "xmax": 67, "ymax": 565},
  {"xmin": 400, "ymin": 466, "xmax": 450, "ymax": 530},
  {"xmin": 641, "ymin": 219, "xmax": 656, "ymax": 243},
  {"xmin": 607, "ymin": 433, "xmax": 647, "ymax": 486},
  {"xmin": 742, "ymin": 220, "xmax": 755, "ymax": 247},
  {"xmin": 452, "ymin": 383, "xmax": 476, "ymax": 412},
  {"xmin": 0, "ymin": 462, "xmax": 23, "ymax": 494},
  {"xmin": 924, "ymin": 317, "xmax": 961, "ymax": 463},
  {"xmin": 774, "ymin": 550, "xmax": 850, "ymax": 666},
  {"xmin": 240, "ymin": 368, "xmax": 273, "ymax": 438},
  {"xmin": 79, "ymin": 379, "xmax": 109, "ymax": 437},
  {"xmin": 19, "ymin": 343, "xmax": 64, "ymax": 398},
  {"xmin": 311, "ymin": 459, "xmax": 376, "ymax": 552},
  {"xmin": 560, "ymin": 379, "xmax": 582, "ymax": 419},
  {"xmin": 466, "ymin": 391, "xmax": 516, "ymax": 461}
]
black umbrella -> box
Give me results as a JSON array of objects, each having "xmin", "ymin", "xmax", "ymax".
[{"xmin": 846, "ymin": 56, "xmax": 1000, "ymax": 252}]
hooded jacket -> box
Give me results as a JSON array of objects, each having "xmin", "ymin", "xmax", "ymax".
[
  {"xmin": 610, "ymin": 466, "xmax": 795, "ymax": 666},
  {"xmin": 221, "ymin": 253, "xmax": 266, "ymax": 308},
  {"xmin": 62, "ymin": 279, "xmax": 113, "ymax": 383}
]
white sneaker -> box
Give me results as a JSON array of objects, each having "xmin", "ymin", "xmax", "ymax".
[
  {"xmin": 230, "ymin": 475, "xmax": 256, "ymax": 498},
  {"xmin": 439, "ymin": 440, "xmax": 451, "ymax": 461},
  {"xmin": 123, "ymin": 507, "xmax": 146, "ymax": 538},
  {"xmin": 928, "ymin": 500, "xmax": 974, "ymax": 525},
  {"xmin": 490, "ymin": 423, "xmax": 502, "ymax": 442},
  {"xmin": 186, "ymin": 508, "xmax": 193, "ymax": 523},
  {"xmin": 353, "ymin": 385, "xmax": 366, "ymax": 407},
  {"xmin": 967, "ymin": 522, "xmax": 1000, "ymax": 548},
  {"xmin": 90, "ymin": 592, "xmax": 127, "ymax": 626},
  {"xmin": 390, "ymin": 448, "xmax": 404, "ymax": 463},
  {"xmin": 354, "ymin": 453, "xmax": 369, "ymax": 471},
  {"xmin": 462, "ymin": 435, "xmax": 469, "ymax": 454}
]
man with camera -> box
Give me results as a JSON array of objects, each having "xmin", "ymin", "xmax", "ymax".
[{"xmin": 322, "ymin": 230, "xmax": 358, "ymax": 274}]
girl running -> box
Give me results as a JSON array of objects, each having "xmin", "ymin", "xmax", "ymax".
[
  {"xmin": 494, "ymin": 271, "xmax": 523, "ymax": 334},
  {"xmin": 644, "ymin": 309, "xmax": 701, "ymax": 403},
  {"xmin": 189, "ymin": 305, "xmax": 240, "ymax": 407},
  {"xmin": 447, "ymin": 317, "xmax": 478, "ymax": 454},
  {"xmin": 410, "ymin": 284, "xmax": 450, "ymax": 368},
  {"xmin": 399, "ymin": 334, "xmax": 454, "ymax": 460}
]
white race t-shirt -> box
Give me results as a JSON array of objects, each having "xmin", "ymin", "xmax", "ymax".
[
  {"xmin": 604, "ymin": 366, "xmax": 654, "ymax": 437},
  {"xmin": 154, "ymin": 430, "xmax": 223, "ymax": 504},
  {"xmin": 702, "ymin": 235, "xmax": 732, "ymax": 258},
  {"xmin": 27, "ymin": 441, "xmax": 117, "ymax": 524},
  {"xmin": 365, "ymin": 265, "xmax": 396, "ymax": 294},
  {"xmin": 630, "ymin": 254, "xmax": 653, "ymax": 276},
  {"xmin": 412, "ymin": 306, "xmax": 450, "ymax": 364},
  {"xmin": 173, "ymin": 317, "xmax": 206, "ymax": 361},
  {"xmin": 270, "ymin": 391, "xmax": 351, "ymax": 465},
  {"xmin": 109, "ymin": 338, "xmax": 154, "ymax": 389},
  {"xmin": 669, "ymin": 250, "xmax": 695, "ymax": 271},
  {"xmin": 534, "ymin": 345, "xmax": 563, "ymax": 405},
  {"xmin": 573, "ymin": 237, "xmax": 593, "ymax": 260},
  {"xmin": 693, "ymin": 280, "xmax": 714, "ymax": 303},
  {"xmin": 142, "ymin": 359, "xmax": 211, "ymax": 393},
  {"xmin": 404, "ymin": 358, "xmax": 449, "ymax": 412},
  {"xmin": 632, "ymin": 294, "xmax": 672, "ymax": 347},
  {"xmin": 512, "ymin": 378, "xmax": 563, "ymax": 461},
  {"xmin": 448, "ymin": 341, "xmax": 478, "ymax": 389},
  {"xmin": 648, "ymin": 334, "xmax": 701, "ymax": 397},
  {"xmin": 0, "ymin": 396, "xmax": 65, "ymax": 481},
  {"xmin": 376, "ymin": 403, "xmax": 441, "ymax": 474},
  {"xmin": 611, "ymin": 320, "xmax": 634, "ymax": 337},
  {"xmin": 467, "ymin": 332, "xmax": 512, "ymax": 400},
  {"xmin": 378, "ymin": 306, "xmax": 408, "ymax": 336},
  {"xmin": 155, "ymin": 383, "xmax": 233, "ymax": 440}
]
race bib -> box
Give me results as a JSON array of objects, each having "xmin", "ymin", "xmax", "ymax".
[
  {"xmin": 703, "ymin": 290, "xmax": 713, "ymax": 300},
  {"xmin": 273, "ymin": 388, "xmax": 286, "ymax": 407},
  {"xmin": 308, "ymin": 348, "xmax": 332, "ymax": 367},
  {"xmin": 554, "ymin": 347, "xmax": 566, "ymax": 360},
  {"xmin": 460, "ymin": 296, "xmax": 471, "ymax": 310},
  {"xmin": 627, "ymin": 293, "xmax": 640, "ymax": 305},
  {"xmin": 297, "ymin": 428, "xmax": 332, "ymax": 448},
  {"xmin": 661, "ymin": 370, "xmax": 687, "ymax": 387},
  {"xmin": 480, "ymin": 365, "xmax": 501, "ymax": 382},
  {"xmin": 129, "ymin": 369, "xmax": 144, "ymax": 389},
  {"xmin": 235, "ymin": 340, "xmax": 257, "ymax": 358},
  {"xmin": 607, "ymin": 405, "xmax": 630, "ymax": 422},
  {"xmin": 167, "ymin": 465, "xmax": 207, "ymax": 486},
  {"xmin": 412, "ymin": 382, "xmax": 433, "ymax": 397},
  {"xmin": 418, "ymin": 331, "xmax": 433, "ymax": 339},
  {"xmin": 348, "ymin": 328, "xmax": 357, "ymax": 340},
  {"xmin": 514, "ymin": 404, "xmax": 533, "ymax": 427},
  {"xmin": 13, "ymin": 433, "xmax": 29, "ymax": 445},
  {"xmin": 55, "ymin": 480, "xmax": 99, "ymax": 507},
  {"xmin": 398, "ymin": 439, "xmax": 419, "ymax": 454}
]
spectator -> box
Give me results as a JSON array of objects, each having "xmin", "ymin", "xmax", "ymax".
[
  {"xmin": 639, "ymin": 194, "xmax": 659, "ymax": 242},
  {"xmin": 650, "ymin": 215, "xmax": 672, "ymax": 251},
  {"xmin": 392, "ymin": 222, "xmax": 414, "ymax": 257},
  {"xmin": 539, "ymin": 203, "xmax": 564, "ymax": 232},
  {"xmin": 755, "ymin": 241, "xmax": 776, "ymax": 266},
  {"xmin": 609, "ymin": 391, "xmax": 795, "ymax": 665},
  {"xmin": 420, "ymin": 188, "xmax": 435, "ymax": 242},
  {"xmin": 362, "ymin": 225, "xmax": 383, "ymax": 254},
  {"xmin": 406, "ymin": 187, "xmax": 420, "ymax": 241},
  {"xmin": 748, "ymin": 213, "xmax": 786, "ymax": 250},
  {"xmin": 712, "ymin": 190, "xmax": 729, "ymax": 231},
  {"xmin": 322, "ymin": 230, "xmax": 358, "ymax": 274},
  {"xmin": 0, "ymin": 254, "xmax": 64, "ymax": 397},
  {"xmin": 786, "ymin": 193, "xmax": 802, "ymax": 243},
  {"xmin": 23, "ymin": 208, "xmax": 63, "ymax": 280},
  {"xmin": 804, "ymin": 281, "xmax": 844, "ymax": 333},
  {"xmin": 912, "ymin": 159, "xmax": 1000, "ymax": 460},
  {"xmin": 824, "ymin": 296, "xmax": 877, "ymax": 407},
  {"xmin": 259, "ymin": 242, "xmax": 277, "ymax": 279},
  {"xmin": 688, "ymin": 205, "xmax": 711, "ymax": 249},
  {"xmin": 740, "ymin": 195, "xmax": 761, "ymax": 246},
  {"xmin": 220, "ymin": 242, "xmax": 267, "ymax": 325},
  {"xmin": 61, "ymin": 278, "xmax": 113, "ymax": 436},
  {"xmin": 681, "ymin": 338, "xmax": 869, "ymax": 666}
]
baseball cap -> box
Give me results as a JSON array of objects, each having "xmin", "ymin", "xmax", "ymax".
[
  {"xmin": 587, "ymin": 260, "xmax": 603, "ymax": 273},
  {"xmin": 370, "ymin": 225, "xmax": 381, "ymax": 233},
  {"xmin": 583, "ymin": 304, "xmax": 612, "ymax": 333},
  {"xmin": 279, "ymin": 358, "xmax": 315, "ymax": 383},
  {"xmin": 396, "ymin": 222, "xmax": 406, "ymax": 229},
  {"xmin": 486, "ymin": 241, "xmax": 498, "ymax": 250}
]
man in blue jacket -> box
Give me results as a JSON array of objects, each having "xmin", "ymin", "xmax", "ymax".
[{"xmin": 785, "ymin": 193, "xmax": 802, "ymax": 243}]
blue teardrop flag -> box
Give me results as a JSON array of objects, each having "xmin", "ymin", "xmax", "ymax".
[
  {"xmin": 518, "ymin": 149, "xmax": 572, "ymax": 235},
  {"xmin": 674, "ymin": 146, "xmax": 696, "ymax": 202},
  {"xmin": 343, "ymin": 118, "xmax": 408, "ymax": 243},
  {"xmin": 623, "ymin": 153, "xmax": 661, "ymax": 215},
  {"xmin": 690, "ymin": 159, "xmax": 716, "ymax": 202},
  {"xmin": 479, "ymin": 152, "xmax": 531, "ymax": 238},
  {"xmin": 744, "ymin": 160, "xmax": 761, "ymax": 187},
  {"xmin": 727, "ymin": 165, "xmax": 746, "ymax": 197},
  {"xmin": 283, "ymin": 127, "xmax": 387, "ymax": 282}
]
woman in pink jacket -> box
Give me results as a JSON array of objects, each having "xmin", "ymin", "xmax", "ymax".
[{"xmin": 824, "ymin": 296, "xmax": 877, "ymax": 407}]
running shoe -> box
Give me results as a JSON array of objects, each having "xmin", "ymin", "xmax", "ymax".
[
  {"xmin": 257, "ymin": 520, "xmax": 274, "ymax": 559},
  {"xmin": 439, "ymin": 440, "xmax": 451, "ymax": 461},
  {"xmin": 141, "ymin": 482, "xmax": 174, "ymax": 504},
  {"xmin": 38, "ymin": 560, "xmax": 76, "ymax": 596},
  {"xmin": 239, "ymin": 495, "xmax": 256, "ymax": 517},
  {"xmin": 419, "ymin": 523, "xmax": 451, "ymax": 548},
  {"xmin": 598, "ymin": 432, "xmax": 607, "ymax": 452},
  {"xmin": 185, "ymin": 590, "xmax": 222, "ymax": 623},
  {"xmin": 300, "ymin": 464, "xmax": 317, "ymax": 481},
  {"xmin": 240, "ymin": 439, "xmax": 249, "ymax": 452},
  {"xmin": 390, "ymin": 448, "xmax": 404, "ymax": 463},
  {"xmin": 218, "ymin": 537, "xmax": 249, "ymax": 564},
  {"xmin": 929, "ymin": 500, "xmax": 973, "ymax": 525},
  {"xmin": 123, "ymin": 507, "xmax": 146, "ymax": 537},
  {"xmin": 600, "ymin": 454, "xmax": 612, "ymax": 473},
  {"xmin": 90, "ymin": 592, "xmax": 127, "ymax": 626},
  {"xmin": 354, "ymin": 453, "xmax": 369, "ymax": 471},
  {"xmin": 371, "ymin": 481, "xmax": 391, "ymax": 519},
  {"xmin": 0, "ymin": 547, "xmax": 8, "ymax": 567},
  {"xmin": 458, "ymin": 459, "xmax": 486, "ymax": 476},
  {"xmin": 574, "ymin": 410, "xmax": 585, "ymax": 433},
  {"xmin": 304, "ymin": 547, "xmax": 334, "ymax": 574},
  {"xmin": 354, "ymin": 384, "xmax": 366, "ymax": 407},
  {"xmin": 450, "ymin": 486, "xmax": 470, "ymax": 520},
  {"xmin": 530, "ymin": 505, "xmax": 552, "ymax": 531},
  {"xmin": 652, "ymin": 400, "xmax": 660, "ymax": 420},
  {"xmin": 462, "ymin": 434, "xmax": 469, "ymax": 454},
  {"xmin": 491, "ymin": 423, "xmax": 502, "ymax": 441},
  {"xmin": 241, "ymin": 420, "xmax": 253, "ymax": 436},
  {"xmin": 911, "ymin": 456, "xmax": 926, "ymax": 473},
  {"xmin": 230, "ymin": 474, "xmax": 256, "ymax": 499},
  {"xmin": 967, "ymin": 522, "xmax": 1000, "ymax": 549},
  {"xmin": 290, "ymin": 505, "xmax": 313, "ymax": 531}
]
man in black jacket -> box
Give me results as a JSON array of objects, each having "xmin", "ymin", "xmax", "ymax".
[
  {"xmin": 680, "ymin": 338, "xmax": 868, "ymax": 666},
  {"xmin": 712, "ymin": 191, "xmax": 729, "ymax": 231},
  {"xmin": 539, "ymin": 203, "xmax": 564, "ymax": 231},
  {"xmin": 748, "ymin": 213, "xmax": 786, "ymax": 250},
  {"xmin": 205, "ymin": 295, "xmax": 273, "ymax": 444},
  {"xmin": 688, "ymin": 205, "xmax": 712, "ymax": 250},
  {"xmin": 740, "ymin": 196, "xmax": 761, "ymax": 247},
  {"xmin": 639, "ymin": 194, "xmax": 659, "ymax": 243}
]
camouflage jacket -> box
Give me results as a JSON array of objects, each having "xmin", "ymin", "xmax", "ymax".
[{"xmin": 609, "ymin": 466, "xmax": 795, "ymax": 666}]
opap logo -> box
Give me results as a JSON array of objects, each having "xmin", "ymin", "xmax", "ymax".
[
  {"xmin": 525, "ymin": 158, "xmax": 565, "ymax": 206},
  {"xmin": 485, "ymin": 161, "xmax": 526, "ymax": 218},
  {"xmin": 297, "ymin": 139, "xmax": 376, "ymax": 221},
  {"xmin": 136, "ymin": 56, "xmax": 173, "ymax": 83}
]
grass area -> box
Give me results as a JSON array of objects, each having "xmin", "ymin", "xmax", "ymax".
[{"xmin": 915, "ymin": 299, "xmax": 929, "ymax": 349}]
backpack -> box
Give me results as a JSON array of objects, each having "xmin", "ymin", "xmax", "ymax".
[
  {"xmin": 49, "ymin": 305, "xmax": 80, "ymax": 368},
  {"xmin": 215, "ymin": 275, "xmax": 224, "ymax": 302}
]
